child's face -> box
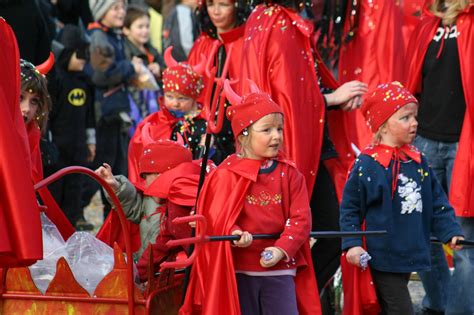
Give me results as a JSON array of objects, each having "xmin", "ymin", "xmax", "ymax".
[
  {"xmin": 380, "ymin": 102, "xmax": 418, "ymax": 147},
  {"xmin": 164, "ymin": 92, "xmax": 196, "ymax": 113},
  {"xmin": 20, "ymin": 90, "xmax": 40, "ymax": 125},
  {"xmin": 240, "ymin": 113, "xmax": 283, "ymax": 160},
  {"xmin": 101, "ymin": 1, "xmax": 126, "ymax": 28},
  {"xmin": 206, "ymin": 0, "xmax": 236, "ymax": 34},
  {"xmin": 143, "ymin": 173, "xmax": 159, "ymax": 188},
  {"xmin": 125, "ymin": 15, "xmax": 150, "ymax": 46}
]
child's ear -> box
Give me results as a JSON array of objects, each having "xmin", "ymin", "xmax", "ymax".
[{"xmin": 123, "ymin": 27, "xmax": 130, "ymax": 36}]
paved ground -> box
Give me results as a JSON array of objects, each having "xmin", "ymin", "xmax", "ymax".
[{"xmin": 83, "ymin": 191, "xmax": 427, "ymax": 313}]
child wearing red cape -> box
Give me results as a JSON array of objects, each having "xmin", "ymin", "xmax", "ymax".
[
  {"xmin": 180, "ymin": 81, "xmax": 320, "ymax": 315},
  {"xmin": 128, "ymin": 47, "xmax": 207, "ymax": 190},
  {"xmin": 96, "ymin": 139, "xmax": 202, "ymax": 280}
]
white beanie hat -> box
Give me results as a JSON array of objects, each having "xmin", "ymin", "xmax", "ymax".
[{"xmin": 89, "ymin": 0, "xmax": 119, "ymax": 21}]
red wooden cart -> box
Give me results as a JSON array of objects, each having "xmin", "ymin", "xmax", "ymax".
[{"xmin": 0, "ymin": 166, "xmax": 199, "ymax": 314}]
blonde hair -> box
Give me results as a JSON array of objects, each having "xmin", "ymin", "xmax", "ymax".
[
  {"xmin": 236, "ymin": 113, "xmax": 283, "ymax": 158},
  {"xmin": 431, "ymin": 0, "xmax": 471, "ymax": 25},
  {"xmin": 372, "ymin": 122, "xmax": 387, "ymax": 146}
]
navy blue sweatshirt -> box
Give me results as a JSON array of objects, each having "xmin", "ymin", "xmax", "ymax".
[{"xmin": 340, "ymin": 152, "xmax": 462, "ymax": 273}]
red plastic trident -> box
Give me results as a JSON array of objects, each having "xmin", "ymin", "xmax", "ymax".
[
  {"xmin": 204, "ymin": 41, "xmax": 235, "ymax": 134},
  {"xmin": 159, "ymin": 215, "xmax": 207, "ymax": 271}
]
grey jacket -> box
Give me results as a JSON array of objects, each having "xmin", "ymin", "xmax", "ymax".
[{"xmin": 108, "ymin": 175, "xmax": 163, "ymax": 259}]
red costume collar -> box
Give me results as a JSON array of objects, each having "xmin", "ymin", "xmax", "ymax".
[
  {"xmin": 362, "ymin": 144, "xmax": 421, "ymax": 168},
  {"xmin": 219, "ymin": 154, "xmax": 296, "ymax": 182},
  {"xmin": 362, "ymin": 144, "xmax": 421, "ymax": 198},
  {"xmin": 219, "ymin": 24, "xmax": 245, "ymax": 44}
]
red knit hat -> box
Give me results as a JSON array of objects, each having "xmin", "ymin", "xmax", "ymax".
[
  {"xmin": 162, "ymin": 47, "xmax": 205, "ymax": 99},
  {"xmin": 139, "ymin": 139, "xmax": 192, "ymax": 176},
  {"xmin": 361, "ymin": 81, "xmax": 418, "ymax": 133},
  {"xmin": 223, "ymin": 80, "xmax": 283, "ymax": 138}
]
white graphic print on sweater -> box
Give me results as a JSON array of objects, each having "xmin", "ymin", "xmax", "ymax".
[{"xmin": 398, "ymin": 173, "xmax": 423, "ymax": 214}]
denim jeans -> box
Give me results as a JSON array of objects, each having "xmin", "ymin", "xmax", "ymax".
[
  {"xmin": 413, "ymin": 135, "xmax": 457, "ymax": 312},
  {"xmin": 446, "ymin": 217, "xmax": 474, "ymax": 315}
]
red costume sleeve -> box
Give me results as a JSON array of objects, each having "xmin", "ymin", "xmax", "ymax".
[
  {"xmin": 405, "ymin": 5, "xmax": 474, "ymax": 217},
  {"xmin": 0, "ymin": 19, "xmax": 43, "ymax": 267},
  {"xmin": 274, "ymin": 167, "xmax": 311, "ymax": 258}
]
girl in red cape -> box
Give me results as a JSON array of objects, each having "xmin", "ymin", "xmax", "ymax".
[
  {"xmin": 0, "ymin": 18, "xmax": 42, "ymax": 267},
  {"xmin": 180, "ymin": 81, "xmax": 321, "ymax": 315},
  {"xmin": 238, "ymin": 0, "xmax": 368, "ymax": 291},
  {"xmin": 187, "ymin": 0, "xmax": 251, "ymax": 164},
  {"xmin": 404, "ymin": 1, "xmax": 474, "ymax": 313}
]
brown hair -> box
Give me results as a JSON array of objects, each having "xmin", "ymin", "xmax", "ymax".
[
  {"xmin": 124, "ymin": 4, "xmax": 150, "ymax": 29},
  {"xmin": 20, "ymin": 61, "xmax": 51, "ymax": 133},
  {"xmin": 430, "ymin": 0, "xmax": 470, "ymax": 25}
]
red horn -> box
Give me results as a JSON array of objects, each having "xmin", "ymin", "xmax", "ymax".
[
  {"xmin": 223, "ymin": 79, "xmax": 242, "ymax": 106},
  {"xmin": 164, "ymin": 46, "xmax": 178, "ymax": 68},
  {"xmin": 141, "ymin": 123, "xmax": 154, "ymax": 146},
  {"xmin": 175, "ymin": 132, "xmax": 185, "ymax": 146},
  {"xmin": 35, "ymin": 52, "xmax": 55, "ymax": 75},
  {"xmin": 193, "ymin": 53, "xmax": 206, "ymax": 75},
  {"xmin": 247, "ymin": 79, "xmax": 261, "ymax": 93}
]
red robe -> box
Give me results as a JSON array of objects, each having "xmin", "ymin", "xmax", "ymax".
[
  {"xmin": 240, "ymin": 4, "xmax": 353, "ymax": 199},
  {"xmin": 405, "ymin": 4, "xmax": 474, "ymax": 217},
  {"xmin": 338, "ymin": 0, "xmax": 406, "ymax": 149},
  {"xmin": 0, "ymin": 19, "xmax": 43, "ymax": 267},
  {"xmin": 180, "ymin": 155, "xmax": 321, "ymax": 315}
]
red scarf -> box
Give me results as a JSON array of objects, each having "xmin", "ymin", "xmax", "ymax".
[{"xmin": 362, "ymin": 144, "xmax": 421, "ymax": 197}]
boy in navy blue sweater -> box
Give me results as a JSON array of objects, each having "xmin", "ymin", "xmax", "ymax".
[{"xmin": 340, "ymin": 82, "xmax": 464, "ymax": 314}]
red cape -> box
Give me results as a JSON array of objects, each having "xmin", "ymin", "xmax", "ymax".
[
  {"xmin": 239, "ymin": 5, "xmax": 326, "ymax": 194},
  {"xmin": 338, "ymin": 0, "xmax": 406, "ymax": 149},
  {"xmin": 180, "ymin": 155, "xmax": 321, "ymax": 315},
  {"xmin": 405, "ymin": 5, "xmax": 474, "ymax": 217},
  {"xmin": 240, "ymin": 4, "xmax": 353, "ymax": 200},
  {"xmin": 0, "ymin": 19, "xmax": 43, "ymax": 267}
]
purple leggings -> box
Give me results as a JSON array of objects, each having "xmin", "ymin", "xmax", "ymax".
[{"xmin": 236, "ymin": 274, "xmax": 298, "ymax": 315}]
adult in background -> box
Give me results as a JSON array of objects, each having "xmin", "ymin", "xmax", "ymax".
[
  {"xmin": 187, "ymin": 0, "xmax": 251, "ymax": 164},
  {"xmin": 405, "ymin": 1, "xmax": 474, "ymax": 314}
]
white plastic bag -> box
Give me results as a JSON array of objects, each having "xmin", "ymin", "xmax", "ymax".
[
  {"xmin": 29, "ymin": 213, "xmax": 67, "ymax": 294},
  {"xmin": 65, "ymin": 232, "xmax": 114, "ymax": 296}
]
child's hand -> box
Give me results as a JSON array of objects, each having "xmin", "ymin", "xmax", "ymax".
[
  {"xmin": 449, "ymin": 236, "xmax": 465, "ymax": 250},
  {"xmin": 148, "ymin": 62, "xmax": 161, "ymax": 77},
  {"xmin": 95, "ymin": 163, "xmax": 119, "ymax": 191},
  {"xmin": 86, "ymin": 144, "xmax": 96, "ymax": 163},
  {"xmin": 132, "ymin": 57, "xmax": 144, "ymax": 74},
  {"xmin": 346, "ymin": 246, "xmax": 367, "ymax": 267},
  {"xmin": 260, "ymin": 247, "xmax": 285, "ymax": 268},
  {"xmin": 231, "ymin": 230, "xmax": 253, "ymax": 248}
]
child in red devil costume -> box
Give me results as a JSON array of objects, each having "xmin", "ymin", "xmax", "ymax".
[
  {"xmin": 96, "ymin": 139, "xmax": 202, "ymax": 280},
  {"xmin": 340, "ymin": 82, "xmax": 464, "ymax": 314},
  {"xmin": 128, "ymin": 47, "xmax": 208, "ymax": 189},
  {"xmin": 19, "ymin": 55, "xmax": 76, "ymax": 241},
  {"xmin": 181, "ymin": 81, "xmax": 320, "ymax": 315}
]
